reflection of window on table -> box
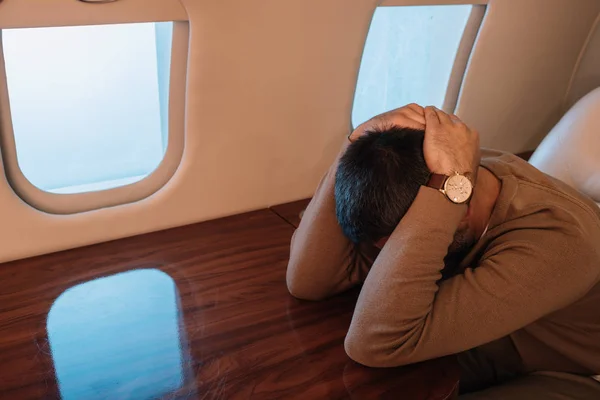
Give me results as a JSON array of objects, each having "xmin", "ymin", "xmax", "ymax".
[{"xmin": 47, "ymin": 269, "xmax": 188, "ymax": 400}]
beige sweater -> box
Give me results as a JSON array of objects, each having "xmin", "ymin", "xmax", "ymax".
[{"xmin": 286, "ymin": 141, "xmax": 600, "ymax": 375}]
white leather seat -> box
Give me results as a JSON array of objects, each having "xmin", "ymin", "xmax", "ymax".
[{"xmin": 529, "ymin": 88, "xmax": 600, "ymax": 207}]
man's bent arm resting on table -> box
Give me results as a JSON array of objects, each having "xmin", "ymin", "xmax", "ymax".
[
  {"xmin": 285, "ymin": 143, "xmax": 373, "ymax": 301},
  {"xmin": 286, "ymin": 103, "xmax": 600, "ymax": 379},
  {"xmin": 286, "ymin": 104, "xmax": 432, "ymax": 300}
]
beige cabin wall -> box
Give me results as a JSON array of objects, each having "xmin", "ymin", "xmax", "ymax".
[
  {"xmin": 564, "ymin": 14, "xmax": 600, "ymax": 111},
  {"xmin": 455, "ymin": 0, "xmax": 600, "ymax": 153}
]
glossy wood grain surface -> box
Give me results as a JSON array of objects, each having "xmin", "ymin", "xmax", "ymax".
[
  {"xmin": 270, "ymin": 199, "xmax": 312, "ymax": 229},
  {"xmin": 0, "ymin": 207, "xmax": 459, "ymax": 400}
]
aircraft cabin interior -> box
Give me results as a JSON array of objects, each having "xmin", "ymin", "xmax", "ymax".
[{"xmin": 1, "ymin": 0, "xmax": 600, "ymax": 399}]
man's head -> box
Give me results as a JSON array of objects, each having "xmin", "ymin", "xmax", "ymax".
[
  {"xmin": 335, "ymin": 124, "xmax": 479, "ymax": 264},
  {"xmin": 335, "ymin": 126, "xmax": 430, "ymax": 244},
  {"xmin": 336, "ymin": 104, "xmax": 490, "ymax": 273}
]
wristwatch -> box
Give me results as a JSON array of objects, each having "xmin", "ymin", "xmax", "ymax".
[{"xmin": 426, "ymin": 172, "xmax": 473, "ymax": 204}]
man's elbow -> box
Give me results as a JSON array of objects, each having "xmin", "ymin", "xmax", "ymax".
[
  {"xmin": 286, "ymin": 271, "xmax": 330, "ymax": 301},
  {"xmin": 344, "ymin": 330, "xmax": 411, "ymax": 368},
  {"xmin": 287, "ymin": 281, "xmax": 328, "ymax": 301}
]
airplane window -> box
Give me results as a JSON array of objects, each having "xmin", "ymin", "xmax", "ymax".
[
  {"xmin": 352, "ymin": 5, "xmax": 473, "ymax": 127},
  {"xmin": 2, "ymin": 22, "xmax": 173, "ymax": 194}
]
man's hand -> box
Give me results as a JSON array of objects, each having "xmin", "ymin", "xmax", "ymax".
[
  {"xmin": 423, "ymin": 106, "xmax": 480, "ymax": 176},
  {"xmin": 349, "ymin": 103, "xmax": 426, "ymax": 142}
]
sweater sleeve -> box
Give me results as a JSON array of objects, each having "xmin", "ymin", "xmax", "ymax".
[
  {"xmin": 286, "ymin": 141, "xmax": 377, "ymax": 301},
  {"xmin": 344, "ymin": 186, "xmax": 600, "ymax": 367}
]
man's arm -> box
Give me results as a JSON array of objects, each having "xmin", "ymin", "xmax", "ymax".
[
  {"xmin": 286, "ymin": 141, "xmax": 376, "ymax": 300},
  {"xmin": 286, "ymin": 104, "xmax": 429, "ymax": 300},
  {"xmin": 344, "ymin": 106, "xmax": 599, "ymax": 367},
  {"xmin": 344, "ymin": 186, "xmax": 598, "ymax": 367}
]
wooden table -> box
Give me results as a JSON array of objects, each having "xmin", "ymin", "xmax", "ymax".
[{"xmin": 0, "ymin": 202, "xmax": 459, "ymax": 400}]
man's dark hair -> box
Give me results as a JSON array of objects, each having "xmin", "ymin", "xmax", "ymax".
[{"xmin": 335, "ymin": 126, "xmax": 430, "ymax": 244}]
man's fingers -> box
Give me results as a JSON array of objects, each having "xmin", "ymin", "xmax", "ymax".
[
  {"xmin": 434, "ymin": 107, "xmax": 453, "ymax": 125},
  {"xmin": 425, "ymin": 106, "xmax": 440, "ymax": 126},
  {"xmin": 388, "ymin": 104, "xmax": 425, "ymax": 124},
  {"xmin": 406, "ymin": 103, "xmax": 425, "ymax": 114},
  {"xmin": 403, "ymin": 108, "xmax": 426, "ymax": 125},
  {"xmin": 450, "ymin": 114, "xmax": 462, "ymax": 123}
]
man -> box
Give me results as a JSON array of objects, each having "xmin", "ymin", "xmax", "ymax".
[{"xmin": 286, "ymin": 104, "xmax": 600, "ymax": 398}]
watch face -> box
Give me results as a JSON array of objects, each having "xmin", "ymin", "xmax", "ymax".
[{"xmin": 444, "ymin": 174, "xmax": 473, "ymax": 204}]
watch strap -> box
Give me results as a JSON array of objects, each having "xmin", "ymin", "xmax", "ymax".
[{"xmin": 426, "ymin": 173, "xmax": 448, "ymax": 190}]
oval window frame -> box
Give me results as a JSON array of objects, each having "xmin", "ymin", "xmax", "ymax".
[{"xmin": 0, "ymin": 0, "xmax": 189, "ymax": 214}]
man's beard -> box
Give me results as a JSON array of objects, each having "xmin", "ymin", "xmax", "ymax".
[{"xmin": 441, "ymin": 227, "xmax": 476, "ymax": 280}]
